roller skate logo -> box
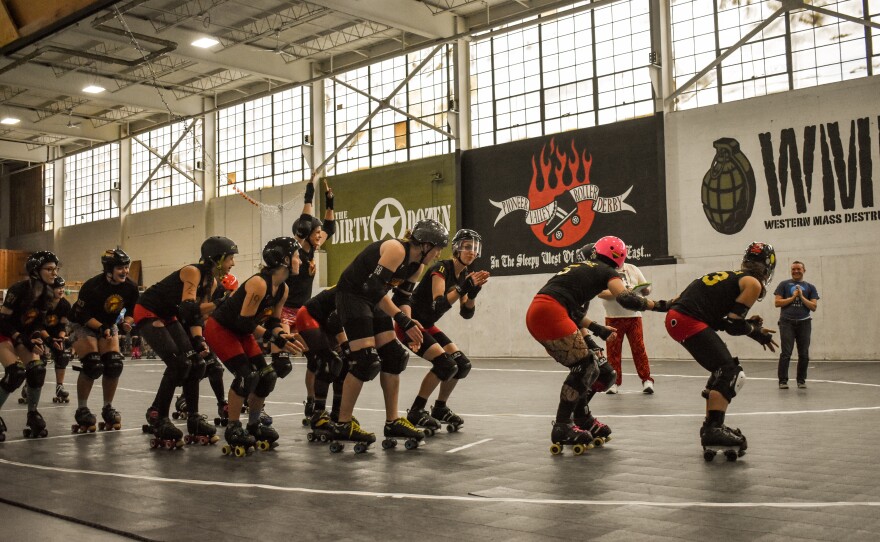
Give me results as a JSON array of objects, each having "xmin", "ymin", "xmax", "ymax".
[{"xmin": 489, "ymin": 137, "xmax": 636, "ymax": 248}]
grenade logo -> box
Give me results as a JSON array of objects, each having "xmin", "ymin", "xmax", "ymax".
[{"xmin": 701, "ymin": 138, "xmax": 756, "ymax": 235}]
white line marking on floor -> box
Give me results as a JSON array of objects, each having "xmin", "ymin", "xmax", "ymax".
[
  {"xmin": 0, "ymin": 458, "xmax": 877, "ymax": 508},
  {"xmin": 446, "ymin": 438, "xmax": 492, "ymax": 453}
]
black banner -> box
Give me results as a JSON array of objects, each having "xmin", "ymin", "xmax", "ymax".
[{"xmin": 461, "ymin": 115, "xmax": 670, "ymax": 276}]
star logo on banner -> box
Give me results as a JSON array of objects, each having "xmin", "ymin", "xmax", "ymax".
[{"xmin": 370, "ymin": 197, "xmax": 407, "ymax": 241}]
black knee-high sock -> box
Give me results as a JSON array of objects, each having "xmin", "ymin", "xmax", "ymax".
[
  {"xmin": 183, "ymin": 378, "xmax": 200, "ymax": 414},
  {"xmin": 155, "ymin": 375, "xmax": 177, "ymax": 419},
  {"xmin": 208, "ymin": 371, "xmax": 225, "ymax": 403}
]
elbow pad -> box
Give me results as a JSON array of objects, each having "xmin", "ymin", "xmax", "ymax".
[
  {"xmin": 391, "ymin": 280, "xmax": 416, "ymax": 307},
  {"xmin": 616, "ymin": 291, "xmax": 648, "ymax": 311},
  {"xmin": 178, "ymin": 300, "xmax": 203, "ymax": 328},
  {"xmin": 323, "ymin": 219, "xmax": 336, "ymax": 237},
  {"xmin": 361, "ymin": 265, "xmax": 394, "ymax": 304},
  {"xmin": 723, "ymin": 317, "xmax": 753, "ymax": 336},
  {"xmin": 231, "ymin": 315, "xmax": 258, "ymax": 336},
  {"xmin": 459, "ymin": 305, "xmax": 475, "ymax": 320},
  {"xmin": 432, "ymin": 294, "xmax": 452, "ymax": 317}
]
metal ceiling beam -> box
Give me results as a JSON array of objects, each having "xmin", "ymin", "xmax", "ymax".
[{"xmin": 308, "ymin": 0, "xmax": 456, "ymax": 40}]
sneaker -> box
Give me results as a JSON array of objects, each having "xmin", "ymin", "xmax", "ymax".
[
  {"xmin": 642, "ymin": 380, "xmax": 654, "ymax": 394},
  {"xmin": 779, "ymin": 382, "xmax": 789, "ymax": 389},
  {"xmin": 606, "ymin": 384, "xmax": 619, "ymax": 394},
  {"xmin": 797, "ymin": 382, "xmax": 807, "ymax": 389}
]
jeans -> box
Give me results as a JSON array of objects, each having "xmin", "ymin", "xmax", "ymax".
[{"xmin": 777, "ymin": 318, "xmax": 812, "ymax": 383}]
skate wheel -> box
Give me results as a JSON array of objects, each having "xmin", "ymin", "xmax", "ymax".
[
  {"xmin": 424, "ymin": 428, "xmax": 435, "ymax": 437},
  {"xmin": 703, "ymin": 449, "xmax": 717, "ymax": 462},
  {"xmin": 53, "ymin": 397, "xmax": 59, "ymax": 403},
  {"xmin": 214, "ymin": 418, "xmax": 221, "ymax": 426},
  {"xmin": 724, "ymin": 450, "xmax": 738, "ymax": 462},
  {"xmin": 39, "ymin": 430, "xmax": 48, "ymax": 438},
  {"xmin": 184, "ymin": 435, "xmax": 192, "ymax": 445},
  {"xmin": 209, "ymin": 435, "xmax": 220, "ymax": 445},
  {"xmin": 307, "ymin": 433, "xmax": 315, "ymax": 442},
  {"xmin": 141, "ymin": 424, "xmax": 152, "ymax": 434},
  {"xmin": 404, "ymin": 439, "xmax": 419, "ymax": 450},
  {"xmin": 301, "ymin": 418, "xmax": 309, "ymax": 426},
  {"xmin": 0, "ymin": 433, "xmax": 4, "ymax": 442},
  {"xmin": 23, "ymin": 429, "xmax": 30, "ymax": 438},
  {"xmin": 172, "ymin": 412, "xmax": 180, "ymax": 420},
  {"xmin": 319, "ymin": 434, "xmax": 328, "ymax": 443},
  {"xmin": 738, "ymin": 449, "xmax": 746, "ymax": 457},
  {"xmin": 572, "ymin": 215, "xmax": 580, "ymax": 225},
  {"xmin": 98, "ymin": 422, "xmax": 106, "ymax": 431},
  {"xmin": 18, "ymin": 398, "xmax": 25, "ymax": 404},
  {"xmin": 221, "ymin": 445, "xmax": 232, "ymax": 456},
  {"xmin": 572, "ymin": 444, "xmax": 586, "ymax": 456},
  {"xmin": 550, "ymin": 443, "xmax": 563, "ymax": 455},
  {"xmin": 592, "ymin": 437, "xmax": 605, "ymax": 448},
  {"xmin": 329, "ymin": 442, "xmax": 344, "ymax": 453},
  {"xmin": 353, "ymin": 442, "xmax": 369, "ymax": 454},
  {"xmin": 381, "ymin": 439, "xmax": 397, "ymax": 450},
  {"xmin": 257, "ymin": 440, "xmax": 270, "ymax": 451},
  {"xmin": 234, "ymin": 446, "xmax": 246, "ymax": 457},
  {"xmin": 150, "ymin": 438, "xmax": 160, "ymax": 449}
]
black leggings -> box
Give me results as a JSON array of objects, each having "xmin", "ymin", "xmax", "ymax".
[{"xmin": 140, "ymin": 320, "xmax": 199, "ymax": 418}]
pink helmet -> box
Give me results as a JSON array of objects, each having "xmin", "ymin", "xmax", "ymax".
[{"xmin": 593, "ymin": 236, "xmax": 627, "ymax": 268}]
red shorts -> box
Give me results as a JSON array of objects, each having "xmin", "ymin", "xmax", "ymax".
[
  {"xmin": 0, "ymin": 334, "xmax": 10, "ymax": 344},
  {"xmin": 665, "ymin": 309, "xmax": 709, "ymax": 342},
  {"xmin": 281, "ymin": 306, "xmax": 298, "ymax": 327},
  {"xmin": 526, "ymin": 294, "xmax": 578, "ymax": 342},
  {"xmin": 395, "ymin": 324, "xmax": 441, "ymax": 344},
  {"xmin": 204, "ymin": 317, "xmax": 263, "ymax": 362},
  {"xmin": 294, "ymin": 306, "xmax": 320, "ymax": 333},
  {"xmin": 133, "ymin": 304, "xmax": 176, "ymax": 326}
]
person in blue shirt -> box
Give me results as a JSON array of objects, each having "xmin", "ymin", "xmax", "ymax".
[{"xmin": 774, "ymin": 261, "xmax": 819, "ymax": 389}]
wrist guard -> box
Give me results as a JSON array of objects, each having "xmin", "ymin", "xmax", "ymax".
[
  {"xmin": 747, "ymin": 325, "xmax": 773, "ymax": 345},
  {"xmin": 192, "ymin": 335, "xmax": 209, "ymax": 354},
  {"xmin": 393, "ymin": 311, "xmax": 416, "ymax": 331},
  {"xmin": 651, "ymin": 299, "xmax": 670, "ymax": 312},
  {"xmin": 325, "ymin": 190, "xmax": 334, "ymax": 210},
  {"xmin": 587, "ymin": 321, "xmax": 612, "ymax": 340},
  {"xmin": 304, "ymin": 182, "xmax": 315, "ymax": 204}
]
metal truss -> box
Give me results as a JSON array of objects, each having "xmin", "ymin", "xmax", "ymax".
[
  {"xmin": 34, "ymin": 97, "xmax": 91, "ymax": 122},
  {"xmin": 90, "ymin": 105, "xmax": 147, "ymax": 128},
  {"xmin": 147, "ymin": 0, "xmax": 232, "ymax": 33},
  {"xmin": 0, "ymin": 85, "xmax": 29, "ymax": 103},
  {"xmin": 275, "ymin": 20, "xmax": 394, "ymax": 63},
  {"xmin": 170, "ymin": 68, "xmax": 253, "ymax": 99},
  {"xmin": 48, "ymin": 42, "xmax": 132, "ymax": 77},
  {"xmin": 218, "ymin": 2, "xmax": 330, "ymax": 50}
]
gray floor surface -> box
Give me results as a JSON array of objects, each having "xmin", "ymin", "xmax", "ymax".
[{"xmin": 1, "ymin": 356, "xmax": 879, "ymax": 541}]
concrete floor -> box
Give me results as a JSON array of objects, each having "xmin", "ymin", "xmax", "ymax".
[{"xmin": 1, "ymin": 356, "xmax": 879, "ymax": 541}]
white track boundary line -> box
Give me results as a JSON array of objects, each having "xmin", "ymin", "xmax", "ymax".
[{"xmin": 446, "ymin": 438, "xmax": 492, "ymax": 453}]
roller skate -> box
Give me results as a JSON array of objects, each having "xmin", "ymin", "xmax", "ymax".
[
  {"xmin": 549, "ymin": 420, "xmax": 594, "ymax": 456},
  {"xmin": 142, "ymin": 406, "xmax": 159, "ymax": 433},
  {"xmin": 23, "ymin": 410, "xmax": 48, "ymax": 438},
  {"xmin": 149, "ymin": 417, "xmax": 184, "ymax": 450},
  {"xmin": 431, "ymin": 403, "xmax": 463, "ymax": 433},
  {"xmin": 329, "ymin": 411, "xmax": 360, "ymax": 426},
  {"xmin": 221, "ymin": 420, "xmax": 255, "ymax": 457},
  {"xmin": 301, "ymin": 398, "xmax": 315, "ymax": 426},
  {"xmin": 171, "ymin": 395, "xmax": 188, "ymax": 420},
  {"xmin": 382, "ymin": 417, "xmax": 424, "ymax": 451},
  {"xmin": 259, "ymin": 407, "xmax": 272, "ymax": 426},
  {"xmin": 406, "ymin": 408, "xmax": 441, "ymax": 437},
  {"xmin": 247, "ymin": 421, "xmax": 279, "ymax": 451},
  {"xmin": 575, "ymin": 415, "xmax": 613, "ymax": 448},
  {"xmin": 98, "ymin": 404, "xmax": 122, "ymax": 431},
  {"xmin": 0, "ymin": 416, "xmax": 6, "ymax": 442},
  {"xmin": 542, "ymin": 189, "xmax": 580, "ymax": 241},
  {"xmin": 306, "ymin": 411, "xmax": 334, "ymax": 444},
  {"xmin": 213, "ymin": 401, "xmax": 229, "ymax": 426},
  {"xmin": 52, "ymin": 383, "xmax": 70, "ymax": 404},
  {"xmin": 327, "ymin": 420, "xmax": 375, "ymax": 454},
  {"xmin": 71, "ymin": 407, "xmax": 97, "ymax": 433},
  {"xmin": 185, "ymin": 414, "xmax": 220, "ymax": 446},
  {"xmin": 17, "ymin": 387, "xmax": 27, "ymax": 404},
  {"xmin": 701, "ymin": 423, "xmax": 747, "ymax": 462}
]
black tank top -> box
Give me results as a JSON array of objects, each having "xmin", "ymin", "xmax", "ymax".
[
  {"xmin": 410, "ymin": 259, "xmax": 468, "ymax": 327},
  {"xmin": 670, "ymin": 269, "xmax": 746, "ymax": 330},
  {"xmin": 538, "ymin": 261, "xmax": 621, "ymax": 321},
  {"xmin": 336, "ymin": 240, "xmax": 421, "ymax": 299},
  {"xmin": 212, "ymin": 270, "xmax": 286, "ymax": 329},
  {"xmin": 284, "ymin": 247, "xmax": 316, "ymax": 309},
  {"xmin": 138, "ymin": 264, "xmax": 214, "ymax": 319}
]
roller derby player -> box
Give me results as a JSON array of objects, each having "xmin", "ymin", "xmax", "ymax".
[
  {"xmin": 666, "ymin": 242, "xmax": 778, "ymax": 462},
  {"xmin": 68, "ymin": 249, "xmax": 139, "ymax": 433},
  {"xmin": 400, "ymin": 229, "xmax": 489, "ymax": 436},
  {"xmin": 130, "ymin": 333, "xmax": 141, "ymax": 360},
  {"xmin": 0, "ymin": 251, "xmax": 60, "ymax": 440},
  {"xmin": 204, "ymin": 237, "xmax": 305, "ymax": 456},
  {"xmin": 207, "ymin": 273, "xmax": 238, "ymax": 426},
  {"xmin": 286, "ymin": 180, "xmax": 335, "ymax": 428},
  {"xmin": 526, "ymin": 237, "xmax": 669, "ymax": 455},
  {"xmin": 136, "ymin": 237, "xmax": 238, "ymax": 449},
  {"xmin": 45, "ymin": 276, "xmax": 72, "ymax": 404},
  {"xmin": 327, "ymin": 219, "xmax": 449, "ymax": 453}
]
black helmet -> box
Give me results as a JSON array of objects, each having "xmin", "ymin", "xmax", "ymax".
[
  {"xmin": 263, "ymin": 237, "xmax": 301, "ymax": 268},
  {"xmin": 411, "ymin": 219, "xmax": 449, "ymax": 248},
  {"xmin": 575, "ymin": 243, "xmax": 595, "ymax": 262},
  {"xmin": 26, "ymin": 251, "xmax": 60, "ymax": 280},
  {"xmin": 53, "ymin": 276, "xmax": 66, "ymax": 289},
  {"xmin": 742, "ymin": 241, "xmax": 776, "ymax": 285},
  {"xmin": 101, "ymin": 248, "xmax": 131, "ymax": 274},
  {"xmin": 200, "ymin": 236, "xmax": 238, "ymax": 264},
  {"xmin": 292, "ymin": 216, "xmax": 323, "ymax": 239},
  {"xmin": 451, "ymin": 229, "xmax": 482, "ymax": 258}
]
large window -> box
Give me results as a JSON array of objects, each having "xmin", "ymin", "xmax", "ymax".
[
  {"xmin": 671, "ymin": 0, "xmax": 877, "ymax": 109},
  {"xmin": 63, "ymin": 144, "xmax": 119, "ymax": 226},
  {"xmin": 130, "ymin": 119, "xmax": 203, "ymax": 213},
  {"xmin": 325, "ymin": 45, "xmax": 454, "ymax": 174},
  {"xmin": 470, "ymin": 1, "xmax": 653, "ymax": 148},
  {"xmin": 217, "ymin": 86, "xmax": 310, "ymax": 196},
  {"xmin": 43, "ymin": 162, "xmax": 54, "ymax": 231}
]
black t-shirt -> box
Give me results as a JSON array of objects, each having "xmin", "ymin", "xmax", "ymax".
[
  {"xmin": 670, "ymin": 269, "xmax": 746, "ymax": 330},
  {"xmin": 336, "ymin": 240, "xmax": 421, "ymax": 301},
  {"xmin": 2, "ymin": 279, "xmax": 53, "ymax": 335},
  {"xmin": 212, "ymin": 270, "xmax": 286, "ymax": 330},
  {"xmin": 44, "ymin": 297, "xmax": 71, "ymax": 336},
  {"xmin": 284, "ymin": 247, "xmax": 317, "ymax": 309},
  {"xmin": 410, "ymin": 259, "xmax": 468, "ymax": 328},
  {"xmin": 538, "ymin": 261, "xmax": 621, "ymax": 321},
  {"xmin": 138, "ymin": 264, "xmax": 215, "ymax": 319},
  {"xmin": 304, "ymin": 286, "xmax": 337, "ymax": 325},
  {"xmin": 69, "ymin": 274, "xmax": 139, "ymax": 327}
]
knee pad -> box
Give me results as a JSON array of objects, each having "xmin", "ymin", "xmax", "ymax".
[
  {"xmin": 0, "ymin": 361, "xmax": 26, "ymax": 392},
  {"xmin": 564, "ymin": 356, "xmax": 598, "ymax": 395},
  {"xmin": 164, "ymin": 352, "xmax": 192, "ymax": 386},
  {"xmin": 305, "ymin": 351, "xmax": 319, "ymax": 373},
  {"xmin": 349, "ymin": 347, "xmax": 381, "ymax": 382},
  {"xmin": 54, "ymin": 349, "xmax": 71, "ymax": 369},
  {"xmin": 451, "ymin": 351, "xmax": 472, "ymax": 380},
  {"xmin": 101, "ymin": 352, "xmax": 125, "ymax": 379},
  {"xmin": 315, "ymin": 350, "xmax": 343, "ymax": 383},
  {"xmin": 227, "ymin": 355, "xmax": 256, "ymax": 397},
  {"xmin": 430, "ymin": 352, "xmax": 458, "ymax": 381},
  {"xmin": 80, "ymin": 352, "xmax": 104, "ymax": 380},
  {"xmin": 271, "ymin": 352, "xmax": 293, "ymax": 379},
  {"xmin": 25, "ymin": 359, "xmax": 47, "ymax": 389},
  {"xmin": 708, "ymin": 361, "xmax": 745, "ymax": 402},
  {"xmin": 205, "ymin": 357, "xmax": 224, "ymax": 381},
  {"xmin": 253, "ymin": 363, "xmax": 278, "ymax": 398},
  {"xmin": 591, "ymin": 355, "xmax": 617, "ymax": 393},
  {"xmin": 188, "ymin": 356, "xmax": 207, "ymax": 382},
  {"xmin": 377, "ymin": 341, "xmax": 409, "ymax": 375}
]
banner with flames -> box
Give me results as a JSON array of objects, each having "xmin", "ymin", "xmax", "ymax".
[{"xmin": 461, "ymin": 114, "xmax": 670, "ymax": 276}]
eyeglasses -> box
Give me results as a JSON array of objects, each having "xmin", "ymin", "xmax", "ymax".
[{"xmin": 42, "ymin": 266, "xmax": 59, "ymax": 273}]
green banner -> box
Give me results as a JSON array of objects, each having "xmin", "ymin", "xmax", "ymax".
[{"xmin": 325, "ymin": 154, "xmax": 457, "ymax": 283}]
